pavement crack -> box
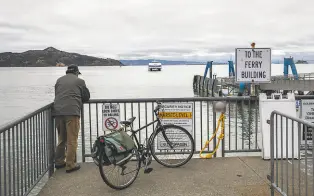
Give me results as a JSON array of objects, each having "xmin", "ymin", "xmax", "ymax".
[{"xmin": 237, "ymin": 157, "xmax": 271, "ymax": 185}]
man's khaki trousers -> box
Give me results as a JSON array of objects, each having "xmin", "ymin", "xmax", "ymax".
[{"xmin": 54, "ymin": 116, "xmax": 80, "ymax": 170}]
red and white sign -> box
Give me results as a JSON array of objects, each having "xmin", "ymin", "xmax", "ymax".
[
  {"xmin": 104, "ymin": 117, "xmax": 119, "ymax": 130},
  {"xmin": 102, "ymin": 103, "xmax": 120, "ymax": 132}
]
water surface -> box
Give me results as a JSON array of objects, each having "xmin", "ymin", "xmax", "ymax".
[{"xmin": 1, "ymin": 64, "xmax": 314, "ymax": 126}]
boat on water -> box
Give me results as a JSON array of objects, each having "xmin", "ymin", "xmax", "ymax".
[
  {"xmin": 295, "ymin": 60, "xmax": 308, "ymax": 64},
  {"xmin": 148, "ymin": 60, "xmax": 162, "ymax": 71}
]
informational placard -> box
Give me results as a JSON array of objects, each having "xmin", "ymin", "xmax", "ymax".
[
  {"xmin": 235, "ymin": 48, "xmax": 271, "ymax": 83},
  {"xmin": 157, "ymin": 102, "xmax": 193, "ymax": 150},
  {"xmin": 301, "ymin": 99, "xmax": 314, "ymax": 149},
  {"xmin": 102, "ymin": 103, "xmax": 121, "ymax": 132}
]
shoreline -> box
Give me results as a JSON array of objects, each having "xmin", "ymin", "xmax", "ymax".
[{"xmin": 0, "ymin": 64, "xmax": 124, "ymax": 68}]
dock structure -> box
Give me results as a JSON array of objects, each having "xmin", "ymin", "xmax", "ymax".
[
  {"xmin": 259, "ymin": 73, "xmax": 314, "ymax": 92},
  {"xmin": 216, "ymin": 73, "xmax": 314, "ymax": 95},
  {"xmin": 38, "ymin": 157, "xmax": 277, "ymax": 196},
  {"xmin": 0, "ymin": 96, "xmax": 313, "ymax": 196},
  {"xmin": 193, "ymin": 58, "xmax": 314, "ymax": 97}
]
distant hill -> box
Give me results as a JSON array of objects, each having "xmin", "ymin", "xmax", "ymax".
[
  {"xmin": 120, "ymin": 59, "xmax": 206, "ymax": 65},
  {"xmin": 0, "ymin": 47, "xmax": 124, "ymax": 67}
]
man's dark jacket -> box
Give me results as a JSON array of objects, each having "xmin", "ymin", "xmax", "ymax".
[{"xmin": 52, "ymin": 73, "xmax": 90, "ymax": 117}]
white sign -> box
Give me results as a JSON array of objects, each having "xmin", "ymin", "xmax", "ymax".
[
  {"xmin": 235, "ymin": 48, "xmax": 271, "ymax": 83},
  {"xmin": 157, "ymin": 102, "xmax": 193, "ymax": 150},
  {"xmin": 259, "ymin": 93, "xmax": 299, "ymax": 160},
  {"xmin": 301, "ymin": 100, "xmax": 314, "ymax": 149},
  {"xmin": 102, "ymin": 103, "xmax": 121, "ymax": 132}
]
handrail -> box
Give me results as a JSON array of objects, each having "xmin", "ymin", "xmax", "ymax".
[
  {"xmin": 1, "ymin": 95, "xmax": 313, "ymax": 134},
  {"xmin": 0, "ymin": 102, "xmax": 55, "ymax": 196},
  {"xmin": 86, "ymin": 95, "xmax": 314, "ymax": 104},
  {"xmin": 86, "ymin": 96, "xmax": 257, "ymax": 104},
  {"xmin": 0, "ymin": 102, "xmax": 53, "ymax": 133},
  {"xmin": 270, "ymin": 110, "xmax": 314, "ymax": 127}
]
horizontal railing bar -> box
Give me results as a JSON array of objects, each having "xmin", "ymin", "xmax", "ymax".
[
  {"xmin": 225, "ymin": 149, "xmax": 262, "ymax": 153},
  {"xmin": 0, "ymin": 103, "xmax": 53, "ymax": 133},
  {"xmin": 1, "ymin": 95, "xmax": 313, "ymax": 133},
  {"xmin": 86, "ymin": 96, "xmax": 257, "ymax": 103},
  {"xmin": 83, "ymin": 149, "xmax": 262, "ymax": 159},
  {"xmin": 1, "ymin": 94, "xmax": 313, "ymax": 134},
  {"xmin": 84, "ymin": 151, "xmax": 216, "ymax": 158},
  {"xmin": 271, "ymin": 110, "xmax": 314, "ymax": 127},
  {"xmin": 85, "ymin": 95, "xmax": 314, "ymax": 104}
]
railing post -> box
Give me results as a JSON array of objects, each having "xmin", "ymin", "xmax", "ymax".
[
  {"xmin": 81, "ymin": 104, "xmax": 85, "ymax": 162},
  {"xmin": 222, "ymin": 113, "xmax": 225, "ymax": 157},
  {"xmin": 270, "ymin": 113, "xmax": 275, "ymax": 196},
  {"xmin": 48, "ymin": 108, "xmax": 55, "ymax": 177}
]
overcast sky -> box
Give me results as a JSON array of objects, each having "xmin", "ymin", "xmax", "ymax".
[{"xmin": 0, "ymin": 0, "xmax": 313, "ymax": 61}]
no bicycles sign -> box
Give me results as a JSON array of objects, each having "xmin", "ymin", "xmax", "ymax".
[
  {"xmin": 104, "ymin": 117, "xmax": 119, "ymax": 130},
  {"xmin": 102, "ymin": 103, "xmax": 121, "ymax": 132}
]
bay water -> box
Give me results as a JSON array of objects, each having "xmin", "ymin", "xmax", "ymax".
[{"xmin": 1, "ymin": 64, "xmax": 314, "ymax": 195}]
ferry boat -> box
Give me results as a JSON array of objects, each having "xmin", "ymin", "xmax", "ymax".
[{"xmin": 148, "ymin": 60, "xmax": 162, "ymax": 71}]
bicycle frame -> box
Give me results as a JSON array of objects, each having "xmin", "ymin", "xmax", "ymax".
[
  {"xmin": 125, "ymin": 108, "xmax": 173, "ymax": 154},
  {"xmin": 130, "ymin": 119, "xmax": 159, "ymax": 151}
]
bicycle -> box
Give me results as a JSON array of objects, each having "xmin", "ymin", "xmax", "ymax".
[{"xmin": 91, "ymin": 101, "xmax": 195, "ymax": 190}]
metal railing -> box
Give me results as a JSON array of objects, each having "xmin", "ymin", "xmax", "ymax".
[
  {"xmin": 270, "ymin": 110, "xmax": 314, "ymax": 196},
  {"xmin": 79, "ymin": 96, "xmax": 261, "ymax": 162},
  {"xmin": 0, "ymin": 103, "xmax": 55, "ymax": 196},
  {"xmin": 1, "ymin": 95, "xmax": 314, "ymax": 195}
]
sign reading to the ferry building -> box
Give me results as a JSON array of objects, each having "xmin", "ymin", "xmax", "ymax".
[{"xmin": 235, "ymin": 48, "xmax": 271, "ymax": 83}]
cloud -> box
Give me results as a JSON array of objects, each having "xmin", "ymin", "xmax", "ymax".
[{"xmin": 0, "ymin": 0, "xmax": 314, "ymax": 61}]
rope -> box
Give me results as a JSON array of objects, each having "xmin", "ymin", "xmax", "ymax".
[{"xmin": 199, "ymin": 113, "xmax": 225, "ymax": 159}]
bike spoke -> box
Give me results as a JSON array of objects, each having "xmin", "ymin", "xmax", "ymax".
[{"xmin": 150, "ymin": 124, "xmax": 194, "ymax": 168}]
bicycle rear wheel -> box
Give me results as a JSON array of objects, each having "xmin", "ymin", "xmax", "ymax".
[
  {"xmin": 150, "ymin": 124, "xmax": 195, "ymax": 168},
  {"xmin": 98, "ymin": 148, "xmax": 141, "ymax": 190}
]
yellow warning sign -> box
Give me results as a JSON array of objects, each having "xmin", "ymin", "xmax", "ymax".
[{"xmin": 159, "ymin": 112, "xmax": 192, "ymax": 119}]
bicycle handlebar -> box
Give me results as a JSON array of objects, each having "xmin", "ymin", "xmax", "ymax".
[{"xmin": 154, "ymin": 101, "xmax": 162, "ymax": 113}]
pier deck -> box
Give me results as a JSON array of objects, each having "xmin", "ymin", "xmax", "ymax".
[
  {"xmin": 217, "ymin": 73, "xmax": 314, "ymax": 92},
  {"xmin": 38, "ymin": 157, "xmax": 277, "ymax": 196}
]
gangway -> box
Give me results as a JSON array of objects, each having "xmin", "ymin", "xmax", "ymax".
[{"xmin": 194, "ymin": 60, "xmax": 250, "ymax": 97}]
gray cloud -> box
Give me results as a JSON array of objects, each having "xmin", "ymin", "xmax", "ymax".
[
  {"xmin": 1, "ymin": 0, "xmax": 314, "ymax": 60},
  {"xmin": 0, "ymin": 22, "xmax": 45, "ymax": 32}
]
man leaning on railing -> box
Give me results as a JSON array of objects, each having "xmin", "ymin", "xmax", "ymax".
[{"xmin": 52, "ymin": 64, "xmax": 90, "ymax": 173}]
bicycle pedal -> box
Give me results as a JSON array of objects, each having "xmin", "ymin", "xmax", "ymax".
[{"xmin": 144, "ymin": 168, "xmax": 153, "ymax": 174}]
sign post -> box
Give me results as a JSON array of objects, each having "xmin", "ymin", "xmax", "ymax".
[
  {"xmin": 235, "ymin": 47, "xmax": 271, "ymax": 84},
  {"xmin": 301, "ymin": 99, "xmax": 314, "ymax": 149},
  {"xmin": 102, "ymin": 103, "xmax": 121, "ymax": 133},
  {"xmin": 157, "ymin": 102, "xmax": 194, "ymax": 150}
]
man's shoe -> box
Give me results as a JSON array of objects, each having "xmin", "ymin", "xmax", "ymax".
[
  {"xmin": 55, "ymin": 163, "xmax": 66, "ymax": 169},
  {"xmin": 66, "ymin": 164, "xmax": 81, "ymax": 173}
]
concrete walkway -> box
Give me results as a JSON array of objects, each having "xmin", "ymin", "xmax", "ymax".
[{"xmin": 38, "ymin": 157, "xmax": 277, "ymax": 196}]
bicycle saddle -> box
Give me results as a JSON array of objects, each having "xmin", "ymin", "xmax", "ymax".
[{"xmin": 120, "ymin": 117, "xmax": 136, "ymax": 126}]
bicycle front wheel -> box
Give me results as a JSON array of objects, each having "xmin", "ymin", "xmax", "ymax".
[
  {"xmin": 98, "ymin": 148, "xmax": 141, "ymax": 190},
  {"xmin": 150, "ymin": 124, "xmax": 195, "ymax": 168}
]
